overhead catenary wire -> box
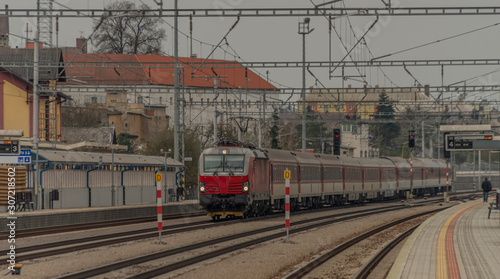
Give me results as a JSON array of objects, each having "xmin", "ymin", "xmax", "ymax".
[{"xmin": 372, "ymin": 22, "xmax": 500, "ymax": 61}]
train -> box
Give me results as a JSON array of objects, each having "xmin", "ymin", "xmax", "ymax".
[{"xmin": 198, "ymin": 142, "xmax": 449, "ymax": 220}]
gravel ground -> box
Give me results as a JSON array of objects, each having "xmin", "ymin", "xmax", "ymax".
[{"xmin": 1, "ymin": 201, "xmax": 456, "ymax": 279}]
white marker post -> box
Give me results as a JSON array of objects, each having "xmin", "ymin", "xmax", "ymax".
[
  {"xmin": 155, "ymin": 173, "xmax": 163, "ymax": 242},
  {"xmin": 284, "ymin": 169, "xmax": 291, "ymax": 241}
]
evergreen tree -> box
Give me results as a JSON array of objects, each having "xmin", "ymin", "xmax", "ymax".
[
  {"xmin": 371, "ymin": 91, "xmax": 400, "ymax": 154},
  {"xmin": 295, "ymin": 106, "xmax": 328, "ymax": 153},
  {"xmin": 269, "ymin": 109, "xmax": 281, "ymax": 149}
]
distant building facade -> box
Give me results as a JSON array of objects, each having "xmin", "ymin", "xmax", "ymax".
[{"xmin": 58, "ymin": 52, "xmax": 278, "ymax": 145}]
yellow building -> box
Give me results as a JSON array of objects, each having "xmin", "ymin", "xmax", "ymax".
[{"xmin": 0, "ymin": 48, "xmax": 68, "ymax": 142}]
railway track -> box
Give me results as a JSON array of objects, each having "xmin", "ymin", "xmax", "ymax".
[
  {"xmin": 1, "ymin": 194, "xmax": 465, "ymax": 265},
  {"xmin": 51, "ymin": 202, "xmax": 448, "ymax": 279},
  {"xmin": 283, "ymin": 214, "xmax": 432, "ymax": 279},
  {"xmin": 352, "ymin": 224, "xmax": 419, "ymax": 279},
  {"xmin": 0, "ymin": 211, "xmax": 205, "ymax": 238}
]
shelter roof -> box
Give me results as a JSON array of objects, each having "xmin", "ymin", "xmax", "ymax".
[{"xmin": 36, "ymin": 149, "xmax": 183, "ymax": 167}]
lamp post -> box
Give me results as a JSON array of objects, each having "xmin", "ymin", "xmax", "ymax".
[{"xmin": 298, "ymin": 18, "xmax": 314, "ymax": 152}]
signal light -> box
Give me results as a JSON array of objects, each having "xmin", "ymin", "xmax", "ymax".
[
  {"xmin": 333, "ymin": 129, "xmax": 341, "ymax": 155},
  {"xmin": 408, "ymin": 130, "xmax": 415, "ymax": 148}
]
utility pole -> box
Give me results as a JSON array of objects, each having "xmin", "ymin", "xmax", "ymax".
[
  {"xmin": 173, "ymin": 0, "xmax": 180, "ymax": 163},
  {"xmin": 214, "ymin": 79, "xmax": 218, "ymax": 144},
  {"xmin": 298, "ymin": 18, "xmax": 313, "ymax": 152},
  {"xmin": 33, "ymin": 30, "xmax": 40, "ymax": 210},
  {"xmin": 238, "ymin": 87, "xmax": 242, "ymax": 142}
]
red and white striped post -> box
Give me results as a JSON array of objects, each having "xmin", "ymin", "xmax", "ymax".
[
  {"xmin": 284, "ymin": 169, "xmax": 291, "ymax": 241},
  {"xmin": 445, "ymin": 159, "xmax": 449, "ymax": 203},
  {"xmin": 409, "ymin": 149, "xmax": 413, "ymax": 200},
  {"xmin": 155, "ymin": 172, "xmax": 163, "ymax": 242}
]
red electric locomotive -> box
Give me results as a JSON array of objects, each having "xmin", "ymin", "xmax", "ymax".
[{"xmin": 199, "ymin": 142, "xmax": 448, "ymax": 220}]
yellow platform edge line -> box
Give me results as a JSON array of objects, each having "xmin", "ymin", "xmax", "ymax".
[
  {"xmin": 436, "ymin": 201, "xmax": 482, "ymax": 279},
  {"xmin": 387, "ymin": 200, "xmax": 482, "ymax": 279},
  {"xmin": 386, "ymin": 214, "xmax": 435, "ymax": 279}
]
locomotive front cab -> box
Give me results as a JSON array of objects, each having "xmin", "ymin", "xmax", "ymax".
[{"xmin": 199, "ymin": 147, "xmax": 252, "ymax": 218}]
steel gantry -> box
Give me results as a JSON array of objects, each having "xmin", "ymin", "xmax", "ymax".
[
  {"xmin": 3, "ymin": 6, "xmax": 500, "ymax": 18},
  {"xmin": 2, "ymin": 58, "xmax": 500, "ymax": 69}
]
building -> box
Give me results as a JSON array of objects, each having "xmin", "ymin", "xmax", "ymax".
[
  {"xmin": 0, "ymin": 48, "xmax": 68, "ymax": 142},
  {"xmin": 58, "ymin": 52, "xmax": 278, "ymax": 145}
]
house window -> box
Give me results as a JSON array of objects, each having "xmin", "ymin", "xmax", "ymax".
[
  {"xmin": 248, "ymin": 101, "xmax": 251, "ymax": 108},
  {"xmin": 349, "ymin": 104, "xmax": 353, "ymax": 110},
  {"xmin": 91, "ymin": 97, "xmax": 97, "ymax": 103},
  {"xmin": 159, "ymin": 97, "xmax": 162, "ymax": 104},
  {"xmin": 137, "ymin": 96, "xmax": 143, "ymax": 103},
  {"xmin": 170, "ymin": 97, "xmax": 173, "ymax": 105},
  {"xmin": 228, "ymin": 99, "xmax": 231, "ymax": 108},
  {"xmin": 201, "ymin": 98, "xmax": 204, "ymax": 105}
]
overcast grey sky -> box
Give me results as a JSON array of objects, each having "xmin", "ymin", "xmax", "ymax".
[{"xmin": 3, "ymin": 0, "xmax": 500, "ymax": 102}]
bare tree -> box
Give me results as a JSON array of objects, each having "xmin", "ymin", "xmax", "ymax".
[
  {"xmin": 61, "ymin": 102, "xmax": 103, "ymax": 127},
  {"xmin": 93, "ymin": 1, "xmax": 166, "ymax": 54}
]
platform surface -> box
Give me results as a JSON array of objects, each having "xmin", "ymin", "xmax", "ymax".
[{"xmin": 388, "ymin": 198, "xmax": 500, "ymax": 279}]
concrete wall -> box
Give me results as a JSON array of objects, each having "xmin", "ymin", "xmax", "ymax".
[
  {"xmin": 41, "ymin": 186, "xmax": 165, "ymax": 209},
  {"xmin": 0, "ymin": 201, "xmax": 201, "ymax": 231}
]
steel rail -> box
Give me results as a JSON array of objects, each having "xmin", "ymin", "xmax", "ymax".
[
  {"xmin": 0, "ymin": 211, "xmax": 204, "ymax": 238},
  {"xmin": 283, "ymin": 211, "xmax": 439, "ymax": 279},
  {"xmin": 54, "ymin": 202, "xmax": 444, "ymax": 279},
  {"xmin": 352, "ymin": 224, "xmax": 419, "ymax": 279}
]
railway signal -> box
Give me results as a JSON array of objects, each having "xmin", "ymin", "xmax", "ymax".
[
  {"xmin": 408, "ymin": 130, "xmax": 415, "ymax": 148},
  {"xmin": 333, "ymin": 129, "xmax": 341, "ymax": 155}
]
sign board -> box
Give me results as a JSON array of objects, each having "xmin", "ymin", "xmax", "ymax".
[
  {"xmin": 0, "ymin": 140, "xmax": 20, "ymax": 155},
  {"xmin": 184, "ymin": 157, "xmax": 192, "ymax": 162},
  {"xmin": 284, "ymin": 170, "xmax": 291, "ymax": 180},
  {"xmin": 155, "ymin": 173, "xmax": 163, "ymax": 182},
  {"xmin": 472, "ymin": 140, "xmax": 500, "ymax": 150},
  {"xmin": 445, "ymin": 134, "xmax": 493, "ymax": 151},
  {"xmin": 0, "ymin": 149, "xmax": 31, "ymax": 164}
]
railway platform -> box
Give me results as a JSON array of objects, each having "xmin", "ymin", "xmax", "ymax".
[
  {"xmin": 0, "ymin": 200, "xmax": 201, "ymax": 231},
  {"xmin": 387, "ymin": 196, "xmax": 500, "ymax": 279}
]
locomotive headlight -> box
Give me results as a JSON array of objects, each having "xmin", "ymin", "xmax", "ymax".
[
  {"xmin": 199, "ymin": 181, "xmax": 206, "ymax": 192},
  {"xmin": 242, "ymin": 181, "xmax": 249, "ymax": 192}
]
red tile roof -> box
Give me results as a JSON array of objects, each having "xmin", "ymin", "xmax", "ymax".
[{"xmin": 62, "ymin": 53, "xmax": 276, "ymax": 90}]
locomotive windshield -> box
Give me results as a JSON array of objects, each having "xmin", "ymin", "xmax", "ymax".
[{"xmin": 204, "ymin": 154, "xmax": 245, "ymax": 173}]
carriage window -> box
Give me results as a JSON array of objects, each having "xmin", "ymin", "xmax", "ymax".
[{"xmin": 204, "ymin": 154, "xmax": 244, "ymax": 173}]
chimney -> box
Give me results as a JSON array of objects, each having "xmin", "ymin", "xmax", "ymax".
[
  {"xmin": 76, "ymin": 37, "xmax": 87, "ymax": 54},
  {"xmin": 0, "ymin": 5, "xmax": 9, "ymax": 48}
]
